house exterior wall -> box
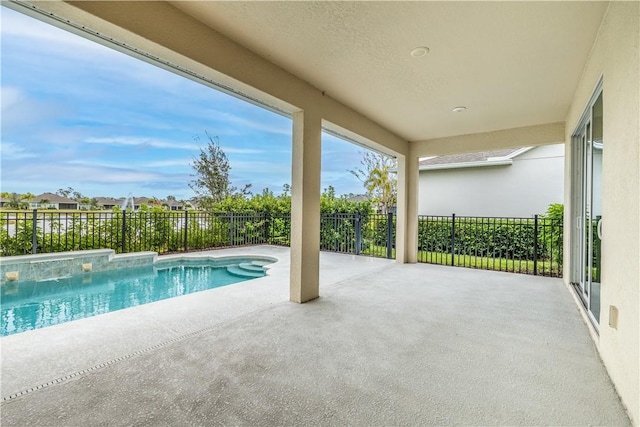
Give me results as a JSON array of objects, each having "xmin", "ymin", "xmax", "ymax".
[
  {"xmin": 418, "ymin": 144, "xmax": 564, "ymax": 217},
  {"xmin": 564, "ymin": 2, "xmax": 640, "ymax": 423}
]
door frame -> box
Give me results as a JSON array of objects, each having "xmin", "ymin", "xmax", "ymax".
[{"xmin": 570, "ymin": 77, "xmax": 603, "ymax": 329}]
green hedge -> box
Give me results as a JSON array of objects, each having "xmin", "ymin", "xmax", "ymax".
[{"xmin": 417, "ymin": 216, "xmax": 562, "ymax": 262}]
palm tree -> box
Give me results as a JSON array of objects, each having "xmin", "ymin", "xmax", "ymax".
[
  {"xmin": 364, "ymin": 166, "xmax": 396, "ymax": 214},
  {"xmin": 350, "ymin": 151, "xmax": 397, "ymax": 214}
]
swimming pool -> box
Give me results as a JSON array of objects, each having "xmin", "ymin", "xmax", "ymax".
[{"xmin": 0, "ymin": 257, "xmax": 274, "ymax": 337}]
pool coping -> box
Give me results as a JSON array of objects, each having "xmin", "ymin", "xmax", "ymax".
[{"xmin": 153, "ymin": 253, "xmax": 278, "ymax": 270}]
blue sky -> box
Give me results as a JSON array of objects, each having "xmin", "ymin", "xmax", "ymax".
[{"xmin": 0, "ymin": 7, "xmax": 366, "ymax": 200}]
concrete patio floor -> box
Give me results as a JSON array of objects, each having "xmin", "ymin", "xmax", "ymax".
[{"xmin": 0, "ymin": 246, "xmax": 630, "ymax": 426}]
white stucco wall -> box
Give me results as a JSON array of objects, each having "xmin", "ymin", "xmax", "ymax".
[
  {"xmin": 418, "ymin": 144, "xmax": 564, "ymax": 217},
  {"xmin": 564, "ymin": 2, "xmax": 640, "ymax": 423}
]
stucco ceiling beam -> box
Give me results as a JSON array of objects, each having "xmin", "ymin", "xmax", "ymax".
[{"xmin": 410, "ymin": 122, "xmax": 565, "ymax": 158}]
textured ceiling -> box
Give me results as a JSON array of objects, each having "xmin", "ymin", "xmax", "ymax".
[{"xmin": 170, "ymin": 1, "xmax": 608, "ymax": 142}]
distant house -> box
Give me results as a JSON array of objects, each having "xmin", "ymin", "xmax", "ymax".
[
  {"xmin": 30, "ymin": 193, "xmax": 79, "ymax": 210},
  {"xmin": 166, "ymin": 200, "xmax": 188, "ymax": 211},
  {"xmin": 95, "ymin": 197, "xmax": 122, "ymax": 210},
  {"xmin": 418, "ymin": 144, "xmax": 564, "ymax": 217},
  {"xmin": 344, "ymin": 194, "xmax": 390, "ymax": 213},
  {"xmin": 134, "ymin": 197, "xmax": 151, "ymax": 209},
  {"xmin": 188, "ymin": 198, "xmax": 203, "ymax": 211}
]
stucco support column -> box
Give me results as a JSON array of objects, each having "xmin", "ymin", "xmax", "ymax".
[
  {"xmin": 290, "ymin": 110, "xmax": 322, "ymax": 303},
  {"xmin": 395, "ymin": 153, "xmax": 419, "ymax": 263}
]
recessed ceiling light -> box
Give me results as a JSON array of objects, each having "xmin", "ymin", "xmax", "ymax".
[
  {"xmin": 452, "ymin": 106, "xmax": 467, "ymax": 113},
  {"xmin": 410, "ymin": 46, "xmax": 429, "ymax": 57}
]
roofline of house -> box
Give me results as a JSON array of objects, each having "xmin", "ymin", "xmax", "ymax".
[
  {"xmin": 486, "ymin": 146, "xmax": 533, "ymax": 161},
  {"xmin": 419, "ymin": 146, "xmax": 534, "ymax": 171},
  {"xmin": 419, "ymin": 159, "xmax": 513, "ymax": 171}
]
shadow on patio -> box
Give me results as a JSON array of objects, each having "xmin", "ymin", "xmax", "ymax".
[{"xmin": 0, "ymin": 247, "xmax": 630, "ymax": 426}]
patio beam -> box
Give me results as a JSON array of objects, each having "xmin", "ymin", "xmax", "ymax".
[
  {"xmin": 290, "ymin": 110, "xmax": 322, "ymax": 303},
  {"xmin": 410, "ymin": 122, "xmax": 565, "ymax": 157}
]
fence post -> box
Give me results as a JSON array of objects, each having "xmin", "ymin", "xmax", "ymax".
[
  {"xmin": 264, "ymin": 213, "xmax": 270, "ymax": 244},
  {"xmin": 183, "ymin": 210, "xmax": 189, "ymax": 251},
  {"xmin": 229, "ymin": 212, "xmax": 234, "ymax": 246},
  {"xmin": 334, "ymin": 215, "xmax": 338, "ymax": 252},
  {"xmin": 533, "ymin": 214, "xmax": 538, "ymax": 276},
  {"xmin": 355, "ymin": 212, "xmax": 362, "ymax": 255},
  {"xmin": 121, "ymin": 211, "xmax": 127, "ymax": 253},
  {"xmin": 450, "ymin": 213, "xmax": 456, "ymax": 266},
  {"xmin": 386, "ymin": 212, "xmax": 393, "ymax": 259},
  {"xmin": 31, "ymin": 209, "xmax": 38, "ymax": 254}
]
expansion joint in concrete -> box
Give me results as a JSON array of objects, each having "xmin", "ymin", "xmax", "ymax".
[{"xmin": 1, "ymin": 323, "xmax": 223, "ymax": 403}]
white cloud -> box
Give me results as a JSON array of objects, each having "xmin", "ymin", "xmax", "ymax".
[
  {"xmin": 221, "ymin": 147, "xmax": 265, "ymax": 154},
  {"xmin": 1, "ymin": 9, "xmax": 103, "ymax": 52},
  {"xmin": 84, "ymin": 136, "xmax": 199, "ymax": 151},
  {"xmin": 66, "ymin": 159, "xmax": 180, "ymax": 170},
  {"xmin": 0, "ymin": 86, "xmax": 63, "ymax": 129},
  {"xmin": 2, "ymin": 161, "xmax": 187, "ymax": 186},
  {"xmin": 0, "ymin": 142, "xmax": 38, "ymax": 160},
  {"xmin": 210, "ymin": 110, "xmax": 291, "ymax": 136},
  {"xmin": 143, "ymin": 159, "xmax": 192, "ymax": 168},
  {"xmin": 1, "ymin": 86, "xmax": 23, "ymax": 110},
  {"xmin": 232, "ymin": 160, "xmax": 290, "ymax": 174},
  {"xmin": 82, "ymin": 136, "xmax": 266, "ymax": 155}
]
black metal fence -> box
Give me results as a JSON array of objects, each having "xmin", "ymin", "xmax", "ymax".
[
  {"xmin": 417, "ymin": 214, "xmax": 563, "ymax": 277},
  {"xmin": 319, "ymin": 212, "xmax": 394, "ymax": 258},
  {"xmin": 0, "ymin": 211, "xmax": 277, "ymax": 256},
  {"xmin": 0, "ymin": 210, "xmax": 562, "ymax": 277}
]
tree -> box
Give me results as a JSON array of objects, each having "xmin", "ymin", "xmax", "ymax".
[
  {"xmin": 6, "ymin": 193, "xmax": 27, "ymax": 209},
  {"xmin": 349, "ymin": 151, "xmax": 397, "ymax": 214},
  {"xmin": 190, "ymin": 132, "xmax": 232, "ymax": 207},
  {"xmin": 56, "ymin": 187, "xmax": 74, "ymax": 198},
  {"xmin": 79, "ymin": 196, "xmax": 91, "ymax": 207}
]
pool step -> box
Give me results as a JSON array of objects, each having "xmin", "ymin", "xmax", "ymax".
[
  {"xmin": 226, "ymin": 265, "xmax": 265, "ymax": 278},
  {"xmin": 250, "ymin": 260, "xmax": 272, "ymax": 267},
  {"xmin": 238, "ymin": 262, "xmax": 266, "ymax": 272}
]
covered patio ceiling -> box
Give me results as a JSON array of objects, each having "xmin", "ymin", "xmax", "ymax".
[{"xmin": 170, "ymin": 1, "xmax": 608, "ymax": 142}]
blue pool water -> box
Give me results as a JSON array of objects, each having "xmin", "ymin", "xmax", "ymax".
[{"xmin": 0, "ymin": 258, "xmax": 271, "ymax": 337}]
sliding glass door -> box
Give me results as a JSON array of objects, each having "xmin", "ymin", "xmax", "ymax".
[{"xmin": 572, "ymin": 88, "xmax": 603, "ymax": 325}]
